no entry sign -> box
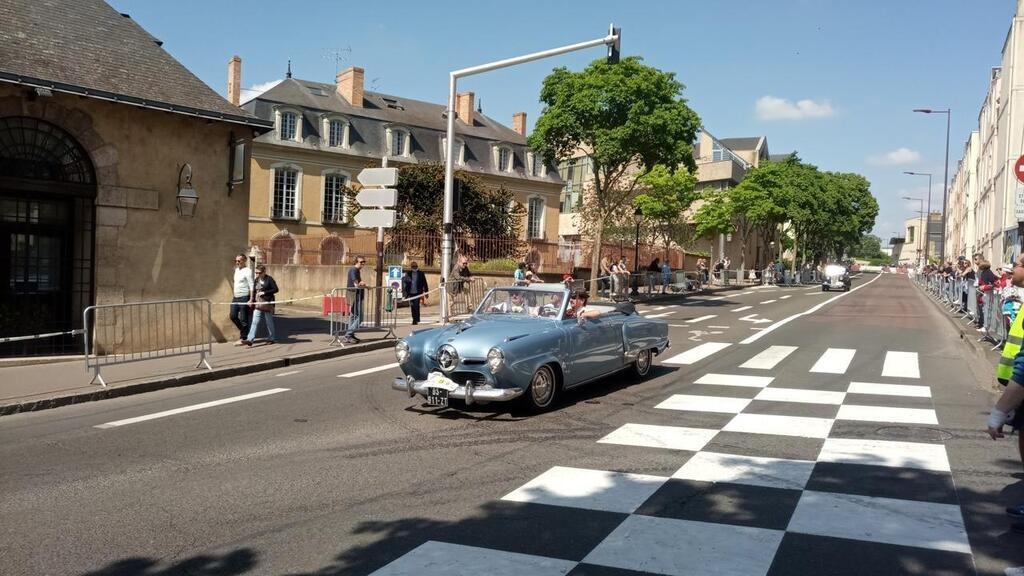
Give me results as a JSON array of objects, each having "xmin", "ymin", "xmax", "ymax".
[{"xmin": 1016, "ymin": 155, "xmax": 1024, "ymax": 185}]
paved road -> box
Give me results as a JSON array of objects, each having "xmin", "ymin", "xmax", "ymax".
[{"xmin": 2, "ymin": 273, "xmax": 1022, "ymax": 575}]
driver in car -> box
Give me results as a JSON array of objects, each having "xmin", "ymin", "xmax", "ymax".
[
  {"xmin": 539, "ymin": 292, "xmax": 564, "ymax": 317},
  {"xmin": 488, "ymin": 291, "xmax": 528, "ymax": 314},
  {"xmin": 564, "ymin": 290, "xmax": 601, "ymax": 320}
]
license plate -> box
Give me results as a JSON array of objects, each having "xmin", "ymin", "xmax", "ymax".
[{"xmin": 426, "ymin": 387, "xmax": 449, "ymax": 407}]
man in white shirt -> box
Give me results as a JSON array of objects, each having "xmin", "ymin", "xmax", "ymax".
[{"xmin": 231, "ymin": 253, "xmax": 254, "ymax": 344}]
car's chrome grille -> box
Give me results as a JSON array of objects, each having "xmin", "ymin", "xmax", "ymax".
[{"xmin": 449, "ymin": 371, "xmax": 487, "ymax": 386}]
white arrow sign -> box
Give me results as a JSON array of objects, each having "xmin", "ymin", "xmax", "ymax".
[
  {"xmin": 739, "ymin": 314, "xmax": 772, "ymax": 324},
  {"xmin": 354, "ymin": 208, "xmax": 396, "ymax": 228},
  {"xmin": 355, "ymin": 188, "xmax": 397, "ymax": 207},
  {"xmin": 357, "ymin": 167, "xmax": 398, "ymax": 187}
]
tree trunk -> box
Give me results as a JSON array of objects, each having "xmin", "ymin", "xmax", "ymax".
[{"xmin": 589, "ymin": 220, "xmax": 605, "ymax": 297}]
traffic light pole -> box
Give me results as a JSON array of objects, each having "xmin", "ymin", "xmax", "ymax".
[{"xmin": 439, "ymin": 25, "xmax": 621, "ymax": 323}]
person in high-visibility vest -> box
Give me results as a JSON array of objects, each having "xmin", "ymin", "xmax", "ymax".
[{"xmin": 990, "ymin": 255, "xmax": 1024, "ymax": 532}]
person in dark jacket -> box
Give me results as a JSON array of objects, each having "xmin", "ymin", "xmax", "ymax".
[
  {"xmin": 402, "ymin": 262, "xmax": 429, "ymax": 325},
  {"xmin": 243, "ymin": 264, "xmax": 279, "ymax": 345}
]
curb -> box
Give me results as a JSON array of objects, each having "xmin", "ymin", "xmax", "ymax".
[{"xmin": 0, "ymin": 339, "xmax": 396, "ymax": 417}]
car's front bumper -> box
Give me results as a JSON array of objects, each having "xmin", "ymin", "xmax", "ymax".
[{"xmin": 392, "ymin": 375, "xmax": 525, "ymax": 405}]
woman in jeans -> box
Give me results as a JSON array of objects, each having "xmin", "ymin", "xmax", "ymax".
[{"xmin": 243, "ymin": 264, "xmax": 279, "ymax": 345}]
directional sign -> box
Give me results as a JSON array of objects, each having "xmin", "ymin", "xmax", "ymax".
[
  {"xmin": 357, "ymin": 167, "xmax": 398, "ymax": 187},
  {"xmin": 354, "ymin": 208, "xmax": 396, "ymax": 228},
  {"xmin": 355, "ymin": 188, "xmax": 397, "ymax": 207}
]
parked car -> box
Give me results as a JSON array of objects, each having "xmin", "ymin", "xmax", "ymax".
[
  {"xmin": 822, "ymin": 264, "xmax": 851, "ymax": 292},
  {"xmin": 391, "ymin": 284, "xmax": 670, "ymax": 412}
]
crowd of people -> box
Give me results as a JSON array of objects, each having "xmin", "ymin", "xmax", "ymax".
[{"xmin": 918, "ymin": 254, "xmax": 1022, "ymax": 337}]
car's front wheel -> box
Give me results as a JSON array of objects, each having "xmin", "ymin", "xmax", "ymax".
[
  {"xmin": 526, "ymin": 364, "xmax": 560, "ymax": 412},
  {"xmin": 633, "ymin": 348, "xmax": 653, "ymax": 377}
]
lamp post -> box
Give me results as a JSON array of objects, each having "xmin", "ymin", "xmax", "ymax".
[
  {"xmin": 438, "ymin": 26, "xmax": 621, "ymax": 323},
  {"xmin": 903, "ymin": 195, "xmax": 925, "ymax": 268},
  {"xmin": 903, "ymin": 171, "xmax": 932, "ymax": 264},
  {"xmin": 631, "ymin": 206, "xmax": 642, "ymax": 296},
  {"xmin": 913, "ymin": 108, "xmax": 950, "ymax": 261}
]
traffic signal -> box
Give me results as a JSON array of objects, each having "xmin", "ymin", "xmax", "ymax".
[{"xmin": 607, "ymin": 26, "xmax": 621, "ymax": 64}]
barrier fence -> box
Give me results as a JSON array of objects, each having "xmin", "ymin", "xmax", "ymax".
[
  {"xmin": 83, "ymin": 298, "xmax": 213, "ymax": 387},
  {"xmin": 325, "ymin": 286, "xmax": 399, "ymax": 343},
  {"xmin": 915, "ymin": 274, "xmax": 1014, "ymax": 350}
]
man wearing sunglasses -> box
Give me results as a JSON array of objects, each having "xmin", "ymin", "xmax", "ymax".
[
  {"xmin": 230, "ymin": 254, "xmax": 253, "ymax": 345},
  {"xmin": 344, "ymin": 257, "xmax": 367, "ymax": 344}
]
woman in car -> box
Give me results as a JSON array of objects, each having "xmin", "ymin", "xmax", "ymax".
[{"xmin": 564, "ymin": 290, "xmax": 601, "ymax": 320}]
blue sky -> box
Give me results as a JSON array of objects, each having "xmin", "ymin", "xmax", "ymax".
[{"xmin": 112, "ymin": 0, "xmax": 1016, "ymax": 240}]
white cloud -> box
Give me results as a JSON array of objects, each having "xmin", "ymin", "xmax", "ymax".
[
  {"xmin": 239, "ymin": 79, "xmax": 282, "ymax": 103},
  {"xmin": 867, "ymin": 147, "xmax": 922, "ymax": 166},
  {"xmin": 755, "ymin": 95, "xmax": 835, "ymax": 120}
]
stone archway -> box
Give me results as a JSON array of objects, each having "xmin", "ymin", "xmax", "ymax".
[
  {"xmin": 319, "ymin": 234, "xmax": 347, "ymax": 265},
  {"xmin": 268, "ymin": 229, "xmax": 298, "ymax": 265}
]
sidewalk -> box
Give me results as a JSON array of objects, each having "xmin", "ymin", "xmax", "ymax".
[
  {"xmin": 0, "ymin": 307, "xmax": 423, "ymax": 416},
  {"xmin": 0, "ymin": 280, "xmax": 769, "ymax": 416}
]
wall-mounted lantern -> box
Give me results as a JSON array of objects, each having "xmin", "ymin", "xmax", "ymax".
[{"xmin": 177, "ymin": 163, "xmax": 198, "ymax": 217}]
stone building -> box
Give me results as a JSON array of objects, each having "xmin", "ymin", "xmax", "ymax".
[
  {"xmin": 233, "ymin": 61, "xmax": 563, "ymax": 270},
  {"xmin": 0, "ymin": 0, "xmax": 271, "ymax": 354}
]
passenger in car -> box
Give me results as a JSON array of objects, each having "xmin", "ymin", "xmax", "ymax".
[{"xmin": 565, "ymin": 290, "xmax": 602, "ymax": 320}]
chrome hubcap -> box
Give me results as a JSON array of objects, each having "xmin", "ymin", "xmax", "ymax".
[
  {"xmin": 637, "ymin": 350, "xmax": 651, "ymax": 374},
  {"xmin": 531, "ymin": 367, "xmax": 554, "ymax": 405}
]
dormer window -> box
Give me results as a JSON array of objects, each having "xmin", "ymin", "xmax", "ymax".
[
  {"xmin": 441, "ymin": 137, "xmax": 466, "ymax": 165},
  {"xmin": 275, "ymin": 107, "xmax": 302, "ymax": 142},
  {"xmin": 528, "ymin": 152, "xmax": 540, "ymax": 176},
  {"xmin": 386, "ymin": 126, "xmax": 411, "ymax": 157},
  {"xmin": 497, "ymin": 146, "xmax": 512, "ymax": 172},
  {"xmin": 322, "ymin": 116, "xmax": 350, "ymax": 148}
]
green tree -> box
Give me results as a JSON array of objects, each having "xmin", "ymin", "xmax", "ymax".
[
  {"xmin": 634, "ymin": 164, "xmax": 699, "ymax": 259},
  {"xmin": 852, "ymin": 234, "xmax": 884, "ymax": 259},
  {"xmin": 529, "ymin": 56, "xmax": 700, "ymax": 292}
]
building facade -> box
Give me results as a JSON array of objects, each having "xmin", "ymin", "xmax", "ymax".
[
  {"xmin": 237, "ymin": 64, "xmax": 563, "ymax": 268},
  {"xmin": 900, "ymin": 213, "xmax": 942, "ymax": 266},
  {"xmin": 0, "ymin": 0, "xmax": 270, "ymax": 354}
]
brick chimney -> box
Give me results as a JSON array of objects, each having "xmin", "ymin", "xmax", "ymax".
[
  {"xmin": 512, "ymin": 112, "xmax": 527, "ymax": 136},
  {"xmin": 336, "ymin": 66, "xmax": 364, "ymax": 107},
  {"xmin": 227, "ymin": 55, "xmax": 241, "ymax": 106},
  {"xmin": 456, "ymin": 91, "xmax": 474, "ymax": 125}
]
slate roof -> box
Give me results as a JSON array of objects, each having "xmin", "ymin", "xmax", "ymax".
[
  {"xmin": 0, "ymin": 0, "xmax": 270, "ymax": 129},
  {"xmin": 245, "ymin": 77, "xmax": 561, "ymax": 184}
]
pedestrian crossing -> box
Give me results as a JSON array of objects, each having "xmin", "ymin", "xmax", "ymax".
[{"xmin": 370, "ymin": 344, "xmax": 973, "ymax": 575}]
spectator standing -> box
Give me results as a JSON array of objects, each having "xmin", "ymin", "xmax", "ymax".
[
  {"xmin": 525, "ymin": 263, "xmax": 540, "ymax": 284},
  {"xmin": 230, "ymin": 254, "xmax": 253, "ymax": 345},
  {"xmin": 697, "ymin": 258, "xmax": 708, "ymax": 283},
  {"xmin": 661, "ymin": 260, "xmax": 672, "ymax": 293},
  {"xmin": 647, "ymin": 258, "xmax": 660, "ymax": 294},
  {"xmin": 599, "ymin": 256, "xmax": 612, "ymax": 295},
  {"xmin": 243, "ymin": 264, "xmax": 279, "ymax": 345},
  {"xmin": 618, "ymin": 257, "xmax": 630, "ymax": 297},
  {"xmin": 713, "ymin": 259, "xmax": 724, "ymax": 285},
  {"xmin": 977, "ymin": 260, "xmax": 998, "ymax": 331},
  {"xmin": 343, "ymin": 256, "xmax": 367, "ymax": 344},
  {"xmin": 513, "ymin": 262, "xmax": 527, "ymax": 285},
  {"xmin": 990, "ymin": 255, "xmax": 1024, "ymax": 534},
  {"xmin": 402, "ymin": 261, "xmax": 429, "ymax": 326}
]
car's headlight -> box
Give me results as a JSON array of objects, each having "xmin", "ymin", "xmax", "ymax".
[
  {"xmin": 395, "ymin": 340, "xmax": 410, "ymax": 364},
  {"xmin": 487, "ymin": 347, "xmax": 505, "ymax": 374}
]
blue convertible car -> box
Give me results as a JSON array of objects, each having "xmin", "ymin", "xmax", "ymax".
[{"xmin": 392, "ymin": 284, "xmax": 670, "ymax": 412}]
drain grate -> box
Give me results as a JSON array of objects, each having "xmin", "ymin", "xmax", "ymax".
[{"xmin": 875, "ymin": 425, "xmax": 954, "ymax": 442}]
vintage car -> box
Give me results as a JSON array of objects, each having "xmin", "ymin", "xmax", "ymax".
[
  {"xmin": 392, "ymin": 283, "xmax": 670, "ymax": 412},
  {"xmin": 822, "ymin": 264, "xmax": 851, "ymax": 292}
]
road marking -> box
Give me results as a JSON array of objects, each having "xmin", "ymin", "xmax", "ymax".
[
  {"xmin": 836, "ymin": 405, "xmax": 938, "ymax": 425},
  {"xmin": 740, "ymin": 291, "xmax": 755, "ymax": 296},
  {"xmin": 655, "ymin": 394, "xmax": 752, "ymax": 414},
  {"xmin": 760, "ymin": 299, "xmax": 777, "ymax": 304},
  {"xmin": 809, "ymin": 348, "xmax": 856, "ymax": 374},
  {"xmin": 669, "ymin": 324, "xmax": 689, "ymax": 328},
  {"xmin": 598, "ymin": 423, "xmax": 718, "ymax": 451},
  {"xmin": 339, "ymin": 362, "xmax": 401, "ymax": 378},
  {"xmin": 644, "ymin": 312, "xmax": 673, "ymax": 318},
  {"xmin": 276, "ymin": 370, "xmax": 302, "ymax": 377},
  {"xmin": 755, "ymin": 387, "xmax": 846, "ymax": 405},
  {"xmin": 707, "ymin": 325, "xmax": 730, "ymax": 329},
  {"xmin": 731, "ymin": 305, "xmax": 753, "ymax": 312},
  {"xmin": 739, "ymin": 314, "xmax": 772, "ymax": 324},
  {"xmin": 663, "ymin": 342, "xmax": 731, "ymax": 365},
  {"xmin": 686, "ymin": 314, "xmax": 717, "ymax": 324},
  {"xmin": 818, "ymin": 438, "xmax": 950, "ymax": 472},
  {"xmin": 503, "ymin": 466, "xmax": 665, "ymax": 514},
  {"xmin": 779, "ymin": 295, "xmax": 792, "ymax": 300},
  {"xmin": 94, "ymin": 388, "xmax": 290, "ymax": 429},
  {"xmin": 847, "ymin": 382, "xmax": 931, "ymax": 397},
  {"xmin": 881, "ymin": 351, "xmax": 920, "ymax": 379},
  {"xmin": 724, "ymin": 413, "xmax": 834, "ymax": 438},
  {"xmin": 695, "ymin": 373, "xmax": 774, "ymax": 388},
  {"xmin": 673, "ymin": 451, "xmax": 815, "ymax": 491},
  {"xmin": 707, "ymin": 296, "xmax": 727, "ymax": 301},
  {"xmin": 805, "ymin": 288, "xmax": 821, "ymax": 292},
  {"xmin": 741, "ymin": 272, "xmax": 883, "ymax": 344},
  {"xmin": 374, "ymin": 541, "xmax": 578, "ymax": 576},
  {"xmin": 740, "ymin": 345, "xmax": 798, "ymax": 369},
  {"xmin": 651, "ymin": 306, "xmax": 669, "ymax": 311}
]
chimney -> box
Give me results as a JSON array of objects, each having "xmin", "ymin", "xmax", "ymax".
[
  {"xmin": 227, "ymin": 55, "xmax": 241, "ymax": 106},
  {"xmin": 336, "ymin": 66, "xmax": 364, "ymax": 107},
  {"xmin": 456, "ymin": 91, "xmax": 474, "ymax": 125},
  {"xmin": 512, "ymin": 112, "xmax": 527, "ymax": 136}
]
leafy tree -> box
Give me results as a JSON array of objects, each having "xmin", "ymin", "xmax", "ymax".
[
  {"xmin": 385, "ymin": 163, "xmax": 525, "ymax": 265},
  {"xmin": 529, "ymin": 56, "xmax": 700, "ymax": 292},
  {"xmin": 634, "ymin": 165, "xmax": 699, "ymax": 260},
  {"xmin": 852, "ymin": 235, "xmax": 884, "ymax": 259}
]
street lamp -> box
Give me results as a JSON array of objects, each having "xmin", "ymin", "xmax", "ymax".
[
  {"xmin": 438, "ymin": 26, "xmax": 621, "ymax": 322},
  {"xmin": 903, "ymin": 171, "xmax": 932, "ymax": 263},
  {"xmin": 903, "ymin": 195, "xmax": 925, "ymax": 268},
  {"xmin": 913, "ymin": 108, "xmax": 951, "ymax": 261},
  {"xmin": 631, "ymin": 206, "xmax": 643, "ymax": 296}
]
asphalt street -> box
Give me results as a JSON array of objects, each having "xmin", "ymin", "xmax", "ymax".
[{"xmin": 2, "ymin": 273, "xmax": 1022, "ymax": 575}]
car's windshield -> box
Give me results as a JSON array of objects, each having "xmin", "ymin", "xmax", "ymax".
[{"xmin": 477, "ymin": 289, "xmax": 566, "ymax": 319}]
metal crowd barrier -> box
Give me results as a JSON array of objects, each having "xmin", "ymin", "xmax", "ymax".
[
  {"xmin": 326, "ymin": 286, "xmax": 398, "ymax": 344},
  {"xmin": 83, "ymin": 298, "xmax": 213, "ymax": 387},
  {"xmin": 914, "ymin": 274, "xmax": 1015, "ymax": 351}
]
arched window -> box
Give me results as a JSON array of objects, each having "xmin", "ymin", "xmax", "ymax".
[
  {"xmin": 319, "ymin": 235, "xmax": 346, "ymax": 265},
  {"xmin": 268, "ymin": 230, "xmax": 298, "ymax": 265},
  {"xmin": 275, "ymin": 107, "xmax": 303, "ymax": 142}
]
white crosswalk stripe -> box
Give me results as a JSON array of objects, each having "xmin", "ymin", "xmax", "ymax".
[
  {"xmin": 810, "ymin": 348, "xmax": 856, "ymax": 374},
  {"xmin": 740, "ymin": 345, "xmax": 798, "ymax": 369},
  {"xmin": 663, "ymin": 342, "xmax": 731, "ymax": 365},
  {"xmin": 882, "ymin": 351, "xmax": 920, "ymax": 379}
]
